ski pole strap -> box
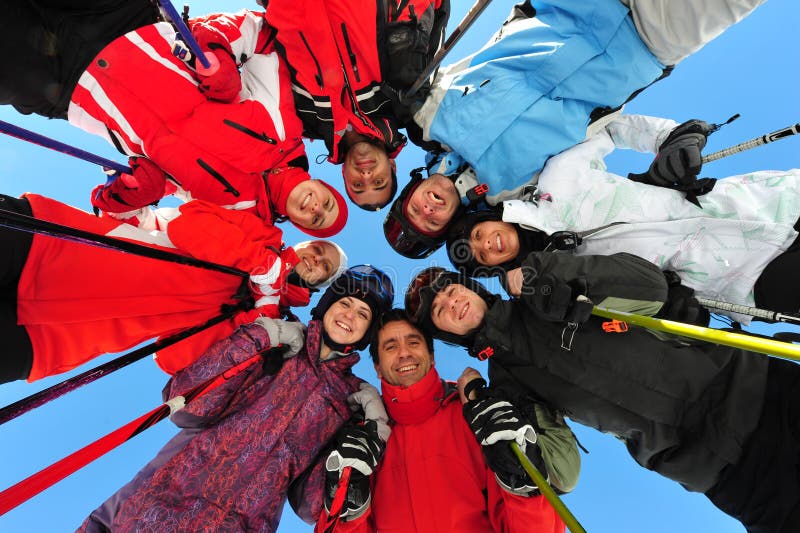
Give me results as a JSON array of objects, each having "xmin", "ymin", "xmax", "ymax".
[
  {"xmin": 0, "ymin": 346, "xmax": 283, "ymax": 515},
  {"xmin": 157, "ymin": 0, "xmax": 211, "ymax": 69},
  {"xmin": 0, "ymin": 120, "xmax": 130, "ymax": 175},
  {"xmin": 510, "ymin": 442, "xmax": 586, "ymax": 533},
  {"xmin": 702, "ymin": 122, "xmax": 800, "ymax": 164},
  {"xmin": 404, "ymin": 0, "xmax": 493, "ymax": 98},
  {"xmin": 591, "ymin": 307, "xmax": 800, "ymax": 362},
  {"xmin": 0, "ymin": 302, "xmax": 248, "ymax": 426},
  {"xmin": 0, "ymin": 208, "xmax": 247, "ymax": 278},
  {"xmin": 696, "ymin": 297, "xmax": 800, "ymax": 326}
]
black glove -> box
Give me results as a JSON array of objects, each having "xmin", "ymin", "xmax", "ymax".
[
  {"xmin": 629, "ymin": 119, "xmax": 713, "ymax": 188},
  {"xmin": 463, "ymin": 393, "xmax": 544, "ymax": 496},
  {"xmin": 655, "ymin": 271, "xmax": 710, "ymax": 326},
  {"xmin": 527, "ymin": 271, "xmax": 593, "ymax": 324},
  {"xmin": 324, "ymin": 420, "xmax": 385, "ymax": 520}
]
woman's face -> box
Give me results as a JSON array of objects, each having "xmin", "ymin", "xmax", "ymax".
[
  {"xmin": 322, "ymin": 296, "xmax": 373, "ymax": 346},
  {"xmin": 294, "ymin": 241, "xmax": 340, "ymax": 286},
  {"xmin": 285, "ymin": 180, "xmax": 340, "ymax": 231},
  {"xmin": 469, "ymin": 220, "xmax": 520, "ymax": 266},
  {"xmin": 430, "ymin": 283, "xmax": 487, "ymax": 335}
]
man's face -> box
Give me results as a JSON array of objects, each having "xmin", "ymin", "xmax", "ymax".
[
  {"xmin": 293, "ymin": 241, "xmax": 340, "ymax": 286},
  {"xmin": 431, "ymin": 283, "xmax": 487, "ymax": 335},
  {"xmin": 343, "ymin": 142, "xmax": 396, "ymax": 208},
  {"xmin": 285, "ymin": 180, "xmax": 339, "ymax": 231},
  {"xmin": 469, "ymin": 220, "xmax": 520, "ymax": 266},
  {"xmin": 404, "ymin": 174, "xmax": 459, "ymax": 234},
  {"xmin": 375, "ymin": 319, "xmax": 434, "ymax": 388},
  {"xmin": 323, "ymin": 297, "xmax": 373, "ymax": 346}
]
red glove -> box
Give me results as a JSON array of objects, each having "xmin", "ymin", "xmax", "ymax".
[
  {"xmin": 195, "ymin": 46, "xmax": 241, "ymax": 102},
  {"xmin": 91, "ymin": 157, "xmax": 168, "ymax": 213}
]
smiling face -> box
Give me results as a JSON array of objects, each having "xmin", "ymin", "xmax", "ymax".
[
  {"xmin": 375, "ymin": 319, "xmax": 433, "ymax": 388},
  {"xmin": 469, "ymin": 220, "xmax": 520, "ymax": 266},
  {"xmin": 293, "ymin": 241, "xmax": 341, "ymax": 286},
  {"xmin": 322, "ymin": 296, "xmax": 373, "ymax": 346},
  {"xmin": 404, "ymin": 174, "xmax": 459, "ymax": 235},
  {"xmin": 343, "ymin": 142, "xmax": 396, "ymax": 208},
  {"xmin": 285, "ymin": 180, "xmax": 340, "ymax": 231},
  {"xmin": 430, "ymin": 283, "xmax": 488, "ymax": 336}
]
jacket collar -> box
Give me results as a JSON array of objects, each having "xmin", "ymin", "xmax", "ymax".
[{"xmin": 381, "ymin": 368, "xmax": 447, "ymax": 425}]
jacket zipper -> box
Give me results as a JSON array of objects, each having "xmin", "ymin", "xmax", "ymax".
[
  {"xmin": 300, "ymin": 32, "xmax": 324, "ymax": 88},
  {"xmin": 340, "ymin": 23, "xmax": 360, "ymax": 83},
  {"xmin": 223, "ymin": 119, "xmax": 277, "ymax": 145},
  {"xmin": 196, "ymin": 158, "xmax": 240, "ymax": 197}
]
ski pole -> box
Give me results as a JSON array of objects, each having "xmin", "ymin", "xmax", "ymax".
[
  {"xmin": 0, "ymin": 120, "xmax": 130, "ymax": 176},
  {"xmin": 591, "ymin": 307, "xmax": 800, "ymax": 362},
  {"xmin": 0, "ymin": 208, "xmax": 247, "ymax": 279},
  {"xmin": 319, "ymin": 466, "xmax": 353, "ymax": 533},
  {"xmin": 157, "ymin": 0, "xmax": 211, "ymax": 69},
  {"xmin": 0, "ymin": 299, "xmax": 251, "ymax": 426},
  {"xmin": 702, "ymin": 122, "xmax": 800, "ymax": 164},
  {"xmin": 510, "ymin": 442, "xmax": 586, "ymax": 533},
  {"xmin": 404, "ymin": 0, "xmax": 493, "ymax": 98},
  {"xmin": 695, "ymin": 297, "xmax": 800, "ymax": 326},
  {"xmin": 0, "ymin": 346, "xmax": 285, "ymax": 515}
]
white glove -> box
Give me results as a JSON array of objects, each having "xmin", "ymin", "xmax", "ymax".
[
  {"xmin": 254, "ymin": 317, "xmax": 306, "ymax": 357},
  {"xmin": 347, "ymin": 383, "xmax": 391, "ymax": 442}
]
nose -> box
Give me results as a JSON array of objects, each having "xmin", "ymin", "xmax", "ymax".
[
  {"xmin": 422, "ymin": 203, "xmax": 435, "ymax": 215},
  {"xmin": 360, "ymin": 168, "xmax": 373, "ymax": 178},
  {"xmin": 483, "ymin": 237, "xmax": 492, "ymax": 252}
]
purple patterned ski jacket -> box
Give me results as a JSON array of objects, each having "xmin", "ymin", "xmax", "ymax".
[{"xmin": 79, "ymin": 320, "xmax": 362, "ymax": 532}]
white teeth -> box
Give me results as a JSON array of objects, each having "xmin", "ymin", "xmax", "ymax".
[
  {"xmin": 335, "ymin": 321, "xmax": 351, "ymax": 332},
  {"xmin": 496, "ymin": 234, "xmax": 502, "ymax": 253},
  {"xmin": 300, "ymin": 193, "xmax": 311, "ymax": 210},
  {"xmin": 397, "ymin": 364, "xmax": 418, "ymax": 373},
  {"xmin": 459, "ymin": 302, "xmax": 469, "ymax": 321}
]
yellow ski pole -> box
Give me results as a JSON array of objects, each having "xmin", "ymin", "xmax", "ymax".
[
  {"xmin": 592, "ymin": 307, "xmax": 800, "ymax": 362},
  {"xmin": 510, "ymin": 442, "xmax": 586, "ymax": 533}
]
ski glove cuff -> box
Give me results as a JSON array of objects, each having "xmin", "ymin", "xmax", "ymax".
[{"xmin": 90, "ymin": 157, "xmax": 167, "ymax": 214}]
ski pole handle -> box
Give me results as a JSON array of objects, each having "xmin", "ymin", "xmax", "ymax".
[
  {"xmin": 0, "ymin": 120, "xmax": 130, "ymax": 175},
  {"xmin": 157, "ymin": 0, "xmax": 211, "ymax": 69},
  {"xmin": 510, "ymin": 442, "xmax": 586, "ymax": 533},
  {"xmin": 702, "ymin": 122, "xmax": 800, "ymax": 163},
  {"xmin": 695, "ymin": 297, "xmax": 800, "ymax": 326}
]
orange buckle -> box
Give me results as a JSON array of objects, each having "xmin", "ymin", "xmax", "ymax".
[
  {"xmin": 476, "ymin": 346, "xmax": 495, "ymax": 361},
  {"xmin": 602, "ymin": 319, "xmax": 629, "ymax": 333}
]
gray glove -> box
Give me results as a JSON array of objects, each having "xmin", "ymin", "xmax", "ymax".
[
  {"xmin": 254, "ymin": 317, "xmax": 306, "ymax": 357},
  {"xmin": 347, "ymin": 383, "xmax": 391, "ymax": 442}
]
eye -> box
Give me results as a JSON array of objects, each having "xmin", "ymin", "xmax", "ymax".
[
  {"xmin": 358, "ymin": 310, "xmax": 368, "ymax": 320},
  {"xmin": 312, "ymin": 215, "xmax": 321, "ymax": 226},
  {"xmin": 447, "ymin": 286, "xmax": 455, "ymax": 297},
  {"xmin": 324, "ymin": 198, "xmax": 332, "ymax": 210},
  {"xmin": 341, "ymin": 300, "xmax": 350, "ymax": 308},
  {"xmin": 353, "ymin": 182, "xmax": 363, "ymax": 191},
  {"xmin": 478, "ymin": 252, "xmax": 486, "ymax": 263},
  {"xmin": 323, "ymin": 261, "xmax": 331, "ymax": 274},
  {"xmin": 375, "ymin": 178, "xmax": 385, "ymax": 187}
]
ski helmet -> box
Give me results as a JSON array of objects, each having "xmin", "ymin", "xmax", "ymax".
[{"xmin": 311, "ymin": 265, "xmax": 395, "ymax": 352}]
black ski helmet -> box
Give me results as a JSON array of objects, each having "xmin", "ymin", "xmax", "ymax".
[
  {"xmin": 404, "ymin": 266, "xmax": 496, "ymax": 347},
  {"xmin": 311, "ymin": 265, "xmax": 395, "ymax": 352},
  {"xmin": 383, "ymin": 169, "xmax": 448, "ymax": 259}
]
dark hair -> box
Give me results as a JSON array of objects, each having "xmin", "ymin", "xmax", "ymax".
[{"xmin": 368, "ymin": 308, "xmax": 434, "ymax": 364}]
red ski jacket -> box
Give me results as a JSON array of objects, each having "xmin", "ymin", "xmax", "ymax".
[
  {"xmin": 317, "ymin": 368, "xmax": 565, "ymax": 532},
  {"xmin": 68, "ymin": 12, "xmax": 309, "ymax": 224},
  {"xmin": 264, "ymin": 0, "xmax": 446, "ymax": 163},
  {"xmin": 18, "ymin": 195, "xmax": 305, "ymax": 380}
]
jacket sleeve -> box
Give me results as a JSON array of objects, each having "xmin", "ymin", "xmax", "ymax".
[
  {"xmin": 604, "ymin": 114, "xmax": 679, "ymax": 154},
  {"xmin": 189, "ymin": 10, "xmax": 271, "ymax": 65},
  {"xmin": 163, "ymin": 323, "xmax": 274, "ymax": 429},
  {"xmin": 486, "ymin": 476, "xmax": 565, "ymax": 532},
  {"xmin": 519, "ymin": 251, "xmax": 668, "ymax": 316}
]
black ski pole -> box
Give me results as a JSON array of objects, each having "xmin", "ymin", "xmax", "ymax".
[
  {"xmin": 702, "ymin": 122, "xmax": 800, "ymax": 163},
  {"xmin": 404, "ymin": 0, "xmax": 494, "ymax": 98},
  {"xmin": 0, "ymin": 208, "xmax": 247, "ymax": 278},
  {"xmin": 0, "ymin": 297, "xmax": 253, "ymax": 426}
]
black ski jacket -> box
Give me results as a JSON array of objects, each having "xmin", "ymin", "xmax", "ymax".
[
  {"xmin": 1, "ymin": 0, "xmax": 158, "ymax": 118},
  {"xmin": 475, "ymin": 251, "xmax": 769, "ymax": 493}
]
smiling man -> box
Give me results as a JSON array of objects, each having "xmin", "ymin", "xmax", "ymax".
[{"xmin": 317, "ymin": 308, "xmax": 580, "ymax": 531}]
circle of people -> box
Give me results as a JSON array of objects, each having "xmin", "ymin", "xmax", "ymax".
[{"xmin": 2, "ymin": 0, "xmax": 797, "ymax": 532}]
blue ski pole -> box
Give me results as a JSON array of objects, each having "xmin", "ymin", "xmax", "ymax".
[
  {"xmin": 0, "ymin": 120, "xmax": 130, "ymax": 176},
  {"xmin": 157, "ymin": 0, "xmax": 212, "ymax": 70}
]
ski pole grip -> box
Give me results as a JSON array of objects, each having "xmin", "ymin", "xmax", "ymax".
[{"xmin": 195, "ymin": 51, "xmax": 220, "ymax": 76}]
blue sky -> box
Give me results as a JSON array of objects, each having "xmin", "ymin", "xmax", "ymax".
[{"xmin": 0, "ymin": 1, "xmax": 797, "ymax": 531}]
